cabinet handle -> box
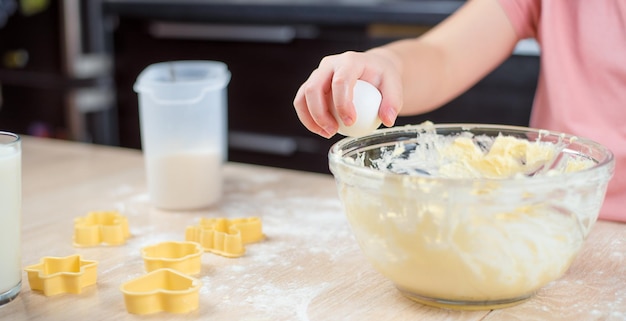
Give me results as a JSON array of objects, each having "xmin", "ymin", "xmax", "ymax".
[
  {"xmin": 61, "ymin": 0, "xmax": 111, "ymax": 78},
  {"xmin": 149, "ymin": 22, "xmax": 306, "ymax": 43},
  {"xmin": 229, "ymin": 131, "xmax": 299, "ymax": 156}
]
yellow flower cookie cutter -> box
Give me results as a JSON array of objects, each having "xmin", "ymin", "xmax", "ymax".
[
  {"xmin": 141, "ymin": 241, "xmax": 203, "ymax": 275},
  {"xmin": 185, "ymin": 217, "xmax": 265, "ymax": 258},
  {"xmin": 24, "ymin": 254, "xmax": 98, "ymax": 296},
  {"xmin": 120, "ymin": 268, "xmax": 202, "ymax": 315},
  {"xmin": 73, "ymin": 211, "xmax": 130, "ymax": 247}
]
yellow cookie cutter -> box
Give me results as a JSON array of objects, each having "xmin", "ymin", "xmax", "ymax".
[
  {"xmin": 73, "ymin": 211, "xmax": 130, "ymax": 247},
  {"xmin": 141, "ymin": 241, "xmax": 203, "ymax": 275},
  {"xmin": 185, "ymin": 217, "xmax": 264, "ymax": 258},
  {"xmin": 24, "ymin": 254, "xmax": 98, "ymax": 296},
  {"xmin": 120, "ymin": 268, "xmax": 202, "ymax": 315}
]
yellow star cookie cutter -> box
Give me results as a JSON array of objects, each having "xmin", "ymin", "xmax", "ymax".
[
  {"xmin": 141, "ymin": 241, "xmax": 203, "ymax": 275},
  {"xmin": 24, "ymin": 254, "xmax": 98, "ymax": 296},
  {"xmin": 120, "ymin": 268, "xmax": 202, "ymax": 315},
  {"xmin": 73, "ymin": 211, "xmax": 130, "ymax": 247},
  {"xmin": 185, "ymin": 217, "xmax": 264, "ymax": 258}
]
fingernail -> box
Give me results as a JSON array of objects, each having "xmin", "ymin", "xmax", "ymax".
[
  {"xmin": 382, "ymin": 108, "xmax": 397, "ymax": 126},
  {"xmin": 322, "ymin": 125, "xmax": 336, "ymax": 138},
  {"xmin": 341, "ymin": 115, "xmax": 353, "ymax": 126}
]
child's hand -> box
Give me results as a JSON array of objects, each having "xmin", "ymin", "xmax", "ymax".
[{"xmin": 293, "ymin": 49, "xmax": 403, "ymax": 138}]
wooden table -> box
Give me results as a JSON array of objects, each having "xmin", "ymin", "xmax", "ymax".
[{"xmin": 1, "ymin": 136, "xmax": 625, "ymax": 320}]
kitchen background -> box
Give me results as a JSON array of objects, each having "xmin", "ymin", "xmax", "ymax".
[{"xmin": 0, "ymin": 0, "xmax": 539, "ymax": 174}]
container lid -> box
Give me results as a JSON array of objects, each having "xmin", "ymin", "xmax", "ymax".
[{"xmin": 133, "ymin": 60, "xmax": 231, "ymax": 103}]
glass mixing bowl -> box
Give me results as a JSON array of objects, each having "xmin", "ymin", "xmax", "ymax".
[{"xmin": 328, "ymin": 123, "xmax": 614, "ymax": 310}]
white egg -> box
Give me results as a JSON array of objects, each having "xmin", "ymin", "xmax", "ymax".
[{"xmin": 335, "ymin": 80, "xmax": 382, "ymax": 137}]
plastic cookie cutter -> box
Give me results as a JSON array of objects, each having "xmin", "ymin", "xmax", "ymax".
[
  {"xmin": 120, "ymin": 268, "xmax": 202, "ymax": 315},
  {"xmin": 24, "ymin": 254, "xmax": 98, "ymax": 296},
  {"xmin": 73, "ymin": 210, "xmax": 130, "ymax": 247},
  {"xmin": 185, "ymin": 217, "xmax": 265, "ymax": 258},
  {"xmin": 141, "ymin": 241, "xmax": 203, "ymax": 275}
]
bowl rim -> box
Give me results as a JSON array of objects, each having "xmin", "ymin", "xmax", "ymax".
[{"xmin": 328, "ymin": 123, "xmax": 615, "ymax": 183}]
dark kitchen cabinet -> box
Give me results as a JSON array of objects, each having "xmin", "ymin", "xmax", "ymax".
[
  {"xmin": 109, "ymin": 15, "xmax": 539, "ymax": 174},
  {"xmin": 0, "ymin": 1, "xmax": 117, "ymax": 145}
]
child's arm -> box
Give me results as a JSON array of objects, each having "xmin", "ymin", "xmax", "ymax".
[{"xmin": 293, "ymin": 0, "xmax": 521, "ymax": 138}]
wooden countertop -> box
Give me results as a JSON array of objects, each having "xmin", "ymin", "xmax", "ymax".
[{"xmin": 2, "ymin": 136, "xmax": 625, "ymax": 320}]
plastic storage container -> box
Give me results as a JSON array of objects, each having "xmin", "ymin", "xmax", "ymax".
[{"xmin": 134, "ymin": 61, "xmax": 231, "ymax": 210}]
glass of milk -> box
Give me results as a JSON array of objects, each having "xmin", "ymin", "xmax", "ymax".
[
  {"xmin": 0, "ymin": 132, "xmax": 21, "ymax": 305},
  {"xmin": 134, "ymin": 61, "xmax": 231, "ymax": 210}
]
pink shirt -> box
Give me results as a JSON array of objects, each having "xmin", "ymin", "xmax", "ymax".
[{"xmin": 498, "ymin": 0, "xmax": 626, "ymax": 222}]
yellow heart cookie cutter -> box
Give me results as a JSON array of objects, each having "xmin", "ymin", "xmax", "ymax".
[{"xmin": 120, "ymin": 268, "xmax": 202, "ymax": 315}]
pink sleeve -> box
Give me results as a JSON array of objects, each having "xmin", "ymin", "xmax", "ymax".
[{"xmin": 497, "ymin": 0, "xmax": 541, "ymax": 39}]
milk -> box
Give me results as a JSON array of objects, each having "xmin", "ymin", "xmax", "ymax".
[
  {"xmin": 135, "ymin": 61, "xmax": 230, "ymax": 211},
  {"xmin": 146, "ymin": 151, "xmax": 222, "ymax": 210},
  {"xmin": 0, "ymin": 144, "xmax": 21, "ymax": 296}
]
